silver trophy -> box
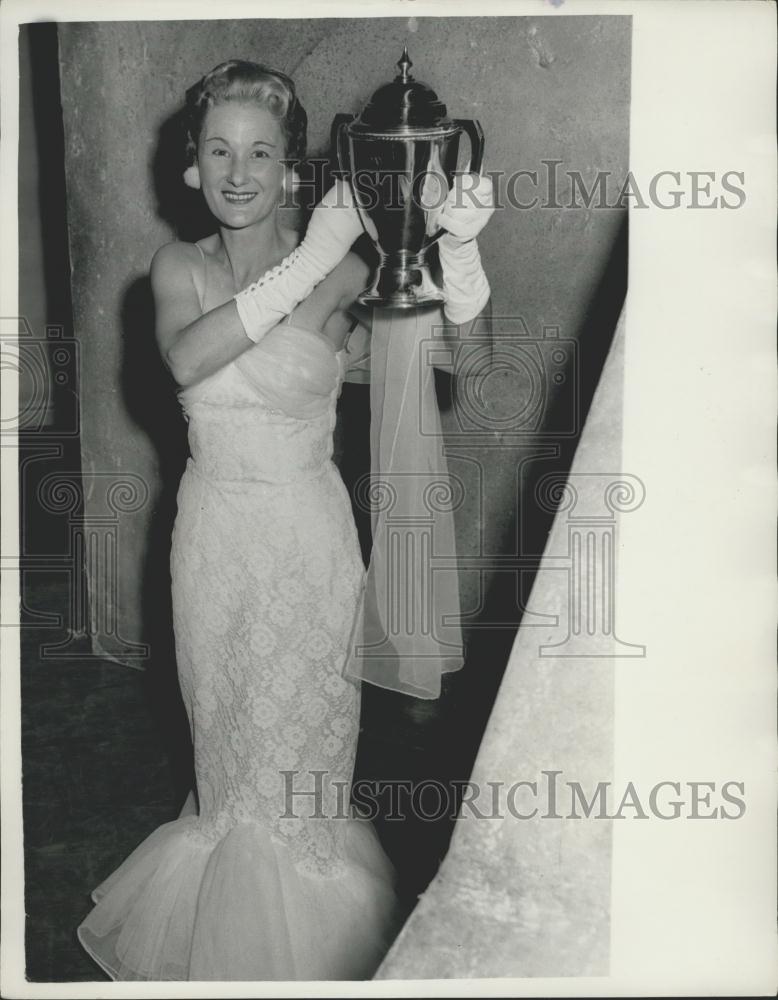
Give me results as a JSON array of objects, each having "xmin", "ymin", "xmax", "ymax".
[{"xmin": 332, "ymin": 47, "xmax": 484, "ymax": 308}]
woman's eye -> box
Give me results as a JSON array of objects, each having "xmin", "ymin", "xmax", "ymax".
[
  {"xmin": 251, "ymin": 150, "xmax": 269, "ymax": 159},
  {"xmin": 211, "ymin": 148, "xmax": 229, "ymax": 157}
]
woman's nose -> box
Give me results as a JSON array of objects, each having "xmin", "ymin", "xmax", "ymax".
[{"xmin": 227, "ymin": 156, "xmax": 249, "ymax": 186}]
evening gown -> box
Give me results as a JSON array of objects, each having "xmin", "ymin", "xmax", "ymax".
[{"xmin": 77, "ymin": 246, "xmax": 402, "ymax": 981}]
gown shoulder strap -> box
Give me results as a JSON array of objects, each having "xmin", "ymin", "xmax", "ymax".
[{"xmin": 191, "ymin": 242, "xmax": 207, "ymax": 312}]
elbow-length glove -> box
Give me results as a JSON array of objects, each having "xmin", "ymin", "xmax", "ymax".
[
  {"xmin": 435, "ymin": 172, "xmax": 495, "ymax": 325},
  {"xmin": 234, "ymin": 180, "xmax": 364, "ymax": 343}
]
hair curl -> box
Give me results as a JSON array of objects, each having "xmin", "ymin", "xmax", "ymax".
[{"xmin": 184, "ymin": 60, "xmax": 307, "ymax": 165}]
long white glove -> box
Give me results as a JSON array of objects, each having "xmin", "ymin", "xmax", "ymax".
[
  {"xmin": 435, "ymin": 172, "xmax": 495, "ymax": 325},
  {"xmin": 234, "ymin": 180, "xmax": 364, "ymax": 343}
]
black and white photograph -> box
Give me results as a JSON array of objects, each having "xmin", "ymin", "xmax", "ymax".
[{"xmin": 1, "ymin": 0, "xmax": 775, "ymax": 995}]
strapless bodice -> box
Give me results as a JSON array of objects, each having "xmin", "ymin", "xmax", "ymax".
[{"xmin": 178, "ymin": 323, "xmax": 345, "ymax": 486}]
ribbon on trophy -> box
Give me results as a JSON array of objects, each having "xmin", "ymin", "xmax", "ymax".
[
  {"xmin": 342, "ymin": 306, "xmax": 464, "ymax": 700},
  {"xmin": 336, "ymin": 46, "xmax": 484, "ymax": 698}
]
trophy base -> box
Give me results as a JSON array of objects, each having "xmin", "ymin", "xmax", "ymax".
[{"xmin": 358, "ymin": 258, "xmax": 445, "ymax": 310}]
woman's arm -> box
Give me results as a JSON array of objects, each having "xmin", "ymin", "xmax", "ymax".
[
  {"xmin": 152, "ymin": 180, "xmax": 365, "ymax": 388},
  {"xmin": 329, "ymin": 258, "xmax": 373, "ymax": 384},
  {"xmin": 341, "ymin": 319, "xmax": 372, "ymax": 384},
  {"xmin": 151, "ymin": 242, "xmax": 256, "ymax": 388}
]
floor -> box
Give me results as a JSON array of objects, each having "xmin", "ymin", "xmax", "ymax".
[{"xmin": 20, "ymin": 578, "xmax": 183, "ymax": 981}]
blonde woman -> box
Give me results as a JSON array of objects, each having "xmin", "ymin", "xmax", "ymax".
[{"xmin": 77, "ymin": 59, "xmax": 492, "ymax": 982}]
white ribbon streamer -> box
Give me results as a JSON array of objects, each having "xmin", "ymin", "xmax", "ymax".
[{"xmin": 343, "ymin": 306, "xmax": 464, "ymax": 699}]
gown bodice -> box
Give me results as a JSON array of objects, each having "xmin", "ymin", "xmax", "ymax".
[{"xmin": 178, "ymin": 324, "xmax": 346, "ymax": 486}]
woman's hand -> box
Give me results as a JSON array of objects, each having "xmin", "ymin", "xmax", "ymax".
[
  {"xmin": 309, "ymin": 178, "xmax": 379, "ymax": 246},
  {"xmin": 436, "ymin": 172, "xmax": 495, "ymax": 245},
  {"xmin": 434, "ymin": 172, "xmax": 494, "ymax": 326}
]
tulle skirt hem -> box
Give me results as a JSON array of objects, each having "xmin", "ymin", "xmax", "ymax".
[{"xmin": 77, "ymin": 813, "xmax": 403, "ymax": 982}]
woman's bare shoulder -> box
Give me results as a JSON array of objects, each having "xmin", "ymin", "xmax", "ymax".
[
  {"xmin": 150, "ymin": 243, "xmax": 208, "ymax": 316},
  {"xmin": 150, "ymin": 240, "xmax": 210, "ymax": 297},
  {"xmin": 150, "ymin": 240, "xmax": 199, "ymax": 274}
]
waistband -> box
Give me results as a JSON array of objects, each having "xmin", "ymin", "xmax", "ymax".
[{"xmin": 183, "ymin": 456, "xmax": 332, "ymax": 491}]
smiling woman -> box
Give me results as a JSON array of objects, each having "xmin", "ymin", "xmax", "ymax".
[
  {"xmin": 73, "ymin": 52, "xmax": 497, "ymax": 981},
  {"xmin": 75, "ymin": 60, "xmax": 403, "ymax": 982},
  {"xmin": 199, "ymin": 107, "xmax": 284, "ymax": 223},
  {"xmin": 151, "ymin": 63, "xmax": 372, "ymax": 390}
]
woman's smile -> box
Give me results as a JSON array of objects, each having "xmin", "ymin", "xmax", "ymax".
[
  {"xmin": 197, "ymin": 102, "xmax": 285, "ymax": 226},
  {"xmin": 222, "ymin": 191, "xmax": 259, "ymax": 205}
]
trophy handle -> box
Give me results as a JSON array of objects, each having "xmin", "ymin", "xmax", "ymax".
[
  {"xmin": 453, "ymin": 118, "xmax": 485, "ymax": 174},
  {"xmin": 330, "ymin": 113, "xmax": 355, "ymax": 178},
  {"xmin": 424, "ymin": 119, "xmax": 486, "ymax": 248}
]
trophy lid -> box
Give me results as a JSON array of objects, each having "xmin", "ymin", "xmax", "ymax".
[{"xmin": 350, "ymin": 46, "xmax": 458, "ymax": 136}]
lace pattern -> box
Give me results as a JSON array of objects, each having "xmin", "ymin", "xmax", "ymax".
[
  {"xmin": 173, "ymin": 341, "xmax": 365, "ymax": 877},
  {"xmin": 77, "ymin": 291, "xmax": 403, "ymax": 982}
]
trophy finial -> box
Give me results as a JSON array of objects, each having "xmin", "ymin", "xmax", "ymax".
[{"xmin": 397, "ymin": 45, "xmax": 413, "ymax": 82}]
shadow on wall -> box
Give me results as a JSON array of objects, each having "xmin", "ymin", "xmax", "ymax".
[
  {"xmin": 126, "ymin": 111, "xmax": 217, "ymax": 806},
  {"xmin": 118, "ymin": 106, "xmax": 215, "ymax": 807},
  {"xmin": 151, "ymin": 107, "xmax": 214, "ymax": 243},
  {"xmin": 25, "ymin": 22, "xmax": 77, "ymax": 429},
  {"xmin": 118, "ymin": 276, "xmax": 194, "ymax": 808}
]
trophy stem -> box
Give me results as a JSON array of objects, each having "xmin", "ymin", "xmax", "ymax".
[{"xmin": 358, "ymin": 250, "xmax": 445, "ymax": 309}]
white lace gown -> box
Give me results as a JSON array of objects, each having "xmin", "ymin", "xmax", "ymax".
[{"xmin": 77, "ymin": 272, "xmax": 402, "ymax": 980}]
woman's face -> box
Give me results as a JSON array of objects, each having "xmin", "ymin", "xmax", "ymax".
[{"xmin": 197, "ymin": 101, "xmax": 286, "ymax": 229}]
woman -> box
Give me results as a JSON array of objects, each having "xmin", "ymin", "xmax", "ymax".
[{"xmin": 77, "ymin": 59, "xmax": 492, "ymax": 982}]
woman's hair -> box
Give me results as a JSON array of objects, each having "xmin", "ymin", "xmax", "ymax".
[{"xmin": 184, "ymin": 60, "xmax": 307, "ymax": 165}]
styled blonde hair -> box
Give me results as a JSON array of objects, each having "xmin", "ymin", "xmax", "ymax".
[{"xmin": 184, "ymin": 59, "xmax": 307, "ymax": 164}]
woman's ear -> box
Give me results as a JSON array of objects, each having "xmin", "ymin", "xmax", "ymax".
[{"xmin": 183, "ymin": 163, "xmax": 201, "ymax": 189}]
